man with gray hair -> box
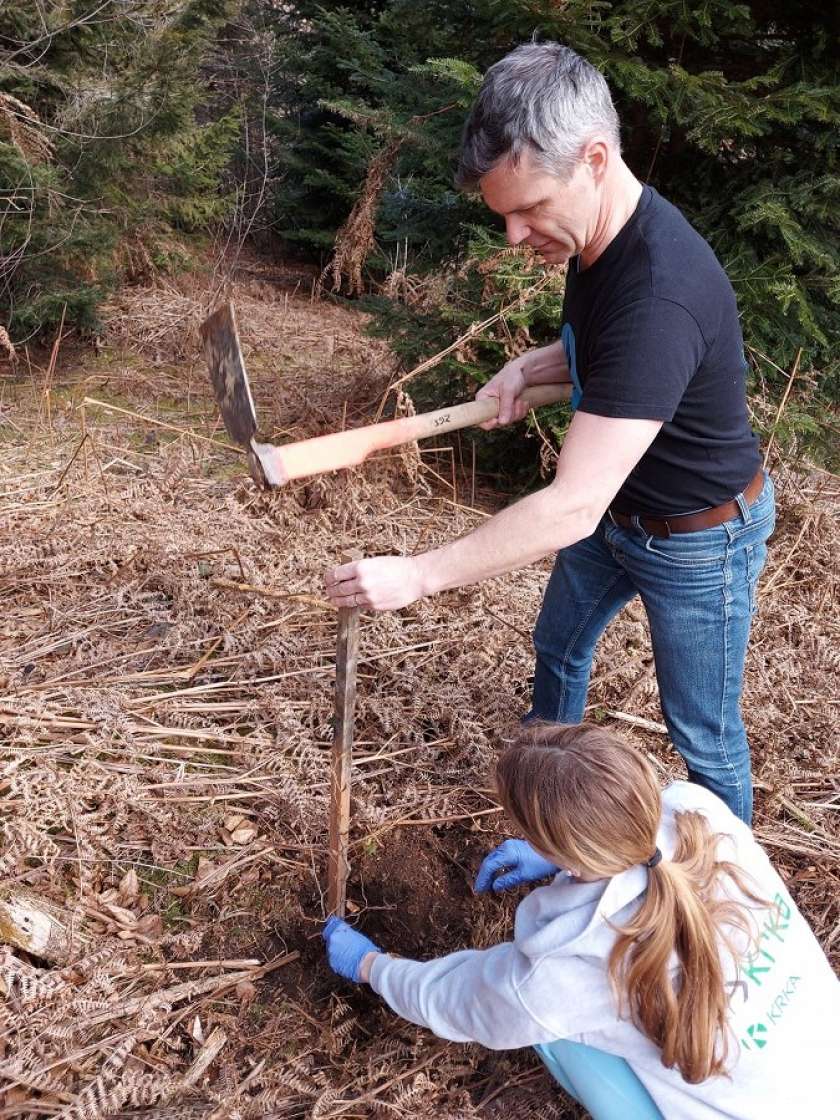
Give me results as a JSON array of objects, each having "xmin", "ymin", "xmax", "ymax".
[{"xmin": 326, "ymin": 42, "xmax": 774, "ymax": 826}]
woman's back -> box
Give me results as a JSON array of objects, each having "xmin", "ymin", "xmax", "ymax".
[
  {"xmin": 509, "ymin": 781, "xmax": 840, "ymax": 1118},
  {"xmin": 370, "ymin": 780, "xmax": 840, "ymax": 1119}
]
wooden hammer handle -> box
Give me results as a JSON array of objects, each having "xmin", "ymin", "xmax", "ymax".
[
  {"xmin": 257, "ymin": 382, "xmax": 572, "ymax": 485},
  {"xmin": 394, "ymin": 382, "xmax": 572, "ymax": 443}
]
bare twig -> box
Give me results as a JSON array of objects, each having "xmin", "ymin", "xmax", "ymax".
[
  {"xmin": 763, "ymin": 348, "xmax": 802, "ymax": 468},
  {"xmin": 82, "ymin": 396, "xmax": 240, "ymax": 452}
]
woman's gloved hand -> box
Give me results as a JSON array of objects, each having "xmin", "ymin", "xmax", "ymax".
[
  {"xmin": 322, "ymin": 916, "xmax": 382, "ymax": 981},
  {"xmin": 474, "ymin": 839, "xmax": 559, "ymax": 894}
]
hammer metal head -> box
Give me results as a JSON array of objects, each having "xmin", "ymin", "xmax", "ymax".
[{"xmin": 200, "ymin": 301, "xmax": 269, "ymax": 487}]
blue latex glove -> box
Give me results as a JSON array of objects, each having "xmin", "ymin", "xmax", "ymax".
[
  {"xmin": 322, "ymin": 916, "xmax": 382, "ymax": 982},
  {"xmin": 474, "ymin": 839, "xmax": 559, "ymax": 894}
]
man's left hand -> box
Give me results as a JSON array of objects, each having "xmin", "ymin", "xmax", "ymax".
[{"xmin": 325, "ymin": 555, "xmax": 428, "ymax": 612}]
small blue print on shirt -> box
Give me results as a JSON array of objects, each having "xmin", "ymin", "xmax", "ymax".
[{"xmin": 561, "ymin": 323, "xmax": 582, "ymax": 411}]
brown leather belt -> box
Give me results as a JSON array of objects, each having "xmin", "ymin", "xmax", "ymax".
[{"xmin": 608, "ymin": 469, "xmax": 765, "ymax": 538}]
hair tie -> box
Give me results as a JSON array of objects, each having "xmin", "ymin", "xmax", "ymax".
[{"xmin": 645, "ymin": 847, "xmax": 662, "ymax": 869}]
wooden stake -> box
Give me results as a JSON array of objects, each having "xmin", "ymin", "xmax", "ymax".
[{"xmin": 328, "ymin": 550, "xmax": 361, "ymax": 916}]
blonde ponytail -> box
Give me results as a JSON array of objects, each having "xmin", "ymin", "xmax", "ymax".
[
  {"xmin": 608, "ymin": 810, "xmax": 764, "ymax": 1082},
  {"xmin": 496, "ymin": 722, "xmax": 768, "ymax": 1083}
]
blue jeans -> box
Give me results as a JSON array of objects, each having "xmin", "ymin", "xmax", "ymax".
[
  {"xmin": 535, "ymin": 1039, "xmax": 663, "ymax": 1119},
  {"xmin": 530, "ymin": 474, "xmax": 775, "ymax": 823}
]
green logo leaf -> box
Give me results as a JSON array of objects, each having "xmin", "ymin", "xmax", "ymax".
[{"xmin": 746, "ymin": 1022, "xmax": 768, "ymax": 1049}]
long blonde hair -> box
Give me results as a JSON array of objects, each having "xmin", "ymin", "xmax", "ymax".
[{"xmin": 496, "ymin": 722, "xmax": 766, "ymax": 1083}]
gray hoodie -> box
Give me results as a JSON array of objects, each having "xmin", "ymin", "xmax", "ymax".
[{"xmin": 370, "ymin": 781, "xmax": 840, "ymax": 1118}]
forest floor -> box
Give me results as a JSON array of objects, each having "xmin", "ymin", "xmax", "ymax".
[{"xmin": 1, "ymin": 252, "xmax": 838, "ymax": 1119}]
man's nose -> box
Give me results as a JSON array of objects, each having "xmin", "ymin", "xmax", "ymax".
[{"xmin": 505, "ymin": 215, "xmax": 530, "ymax": 246}]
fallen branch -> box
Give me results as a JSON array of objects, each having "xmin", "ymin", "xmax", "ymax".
[
  {"xmin": 603, "ymin": 710, "xmax": 669, "ymax": 734},
  {"xmin": 181, "ymin": 1026, "xmax": 228, "ymax": 1087},
  {"xmin": 139, "ymin": 959, "xmax": 261, "ymax": 972},
  {"xmin": 82, "ymin": 396, "xmax": 239, "ymax": 453},
  {"xmin": 83, "ymin": 951, "xmax": 299, "ymax": 1027},
  {"xmin": 209, "ymin": 576, "xmax": 331, "ymax": 609},
  {"xmin": 354, "ymin": 805, "xmax": 503, "ymax": 849}
]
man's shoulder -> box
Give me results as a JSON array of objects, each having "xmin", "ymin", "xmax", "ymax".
[{"xmin": 637, "ymin": 188, "xmax": 733, "ymax": 308}]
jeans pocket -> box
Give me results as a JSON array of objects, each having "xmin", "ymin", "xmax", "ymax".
[
  {"xmin": 726, "ymin": 508, "xmax": 776, "ymax": 544},
  {"xmin": 642, "ymin": 531, "xmax": 727, "ymax": 568}
]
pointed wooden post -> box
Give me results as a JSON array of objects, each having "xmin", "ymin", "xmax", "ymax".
[{"xmin": 328, "ymin": 550, "xmax": 361, "ymax": 916}]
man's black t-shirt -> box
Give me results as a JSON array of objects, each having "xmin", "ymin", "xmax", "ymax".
[{"xmin": 563, "ymin": 185, "xmax": 761, "ymax": 516}]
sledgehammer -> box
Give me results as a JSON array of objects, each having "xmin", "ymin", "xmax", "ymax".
[{"xmin": 200, "ymin": 301, "xmax": 572, "ymax": 488}]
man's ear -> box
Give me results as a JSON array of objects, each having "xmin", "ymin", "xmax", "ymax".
[{"xmin": 582, "ymin": 138, "xmax": 610, "ymax": 183}]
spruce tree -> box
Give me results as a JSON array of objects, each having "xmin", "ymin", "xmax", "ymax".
[
  {"xmin": 0, "ymin": 1, "xmax": 239, "ymax": 338},
  {"xmin": 260, "ymin": 1, "xmax": 839, "ymax": 462}
]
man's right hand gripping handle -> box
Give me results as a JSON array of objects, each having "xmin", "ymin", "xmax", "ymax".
[{"xmin": 476, "ymin": 339, "xmax": 571, "ymax": 430}]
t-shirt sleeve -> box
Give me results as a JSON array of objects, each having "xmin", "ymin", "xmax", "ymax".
[{"xmin": 577, "ymin": 297, "xmax": 707, "ymax": 422}]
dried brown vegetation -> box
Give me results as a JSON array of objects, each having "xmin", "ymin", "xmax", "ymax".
[
  {"xmin": 0, "ymin": 258, "xmax": 837, "ymax": 1118},
  {"xmin": 319, "ymin": 138, "xmax": 405, "ymax": 299},
  {"xmin": 0, "ymin": 93, "xmax": 54, "ymax": 165}
]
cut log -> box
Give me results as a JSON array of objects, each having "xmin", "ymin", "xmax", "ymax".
[{"xmin": 0, "ymin": 888, "xmax": 86, "ymax": 964}]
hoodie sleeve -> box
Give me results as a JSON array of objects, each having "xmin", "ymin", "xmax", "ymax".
[{"xmin": 368, "ymin": 943, "xmax": 561, "ymax": 1049}]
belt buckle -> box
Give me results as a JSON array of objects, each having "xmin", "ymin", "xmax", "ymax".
[{"xmin": 662, "ymin": 519, "xmax": 672, "ymax": 539}]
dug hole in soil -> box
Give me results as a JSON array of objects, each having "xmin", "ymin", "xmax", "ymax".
[{"xmin": 0, "ymin": 253, "xmax": 837, "ymax": 1119}]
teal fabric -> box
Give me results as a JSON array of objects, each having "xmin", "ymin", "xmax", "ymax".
[
  {"xmin": 534, "ymin": 1039, "xmax": 664, "ymax": 1119},
  {"xmin": 561, "ymin": 322, "xmax": 582, "ymax": 411}
]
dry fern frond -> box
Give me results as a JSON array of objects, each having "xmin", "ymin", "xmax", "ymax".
[
  {"xmin": 0, "ymin": 819, "xmax": 61, "ymax": 872},
  {"xmin": 0, "ymin": 947, "xmax": 73, "ymax": 1003},
  {"xmin": 320, "ymin": 136, "xmax": 403, "ymax": 296},
  {"xmin": 0, "ymin": 1056, "xmax": 70, "ymax": 1100},
  {"xmin": 0, "ymin": 92, "xmax": 54, "ymax": 163},
  {"xmin": 58, "ymin": 1031, "xmax": 141, "ymax": 1119},
  {"xmin": 0, "ymin": 325, "xmax": 17, "ymax": 364},
  {"xmin": 0, "ymin": 250, "xmax": 835, "ymax": 1120}
]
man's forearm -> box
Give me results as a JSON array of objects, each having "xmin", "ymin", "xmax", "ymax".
[
  {"xmin": 521, "ymin": 339, "xmax": 571, "ymax": 387},
  {"xmin": 324, "ymin": 413, "xmax": 660, "ymax": 614},
  {"xmin": 416, "ymin": 483, "xmax": 596, "ymax": 597}
]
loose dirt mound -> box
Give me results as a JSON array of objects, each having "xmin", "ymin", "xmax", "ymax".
[{"xmin": 1, "ymin": 260, "xmax": 837, "ymax": 1118}]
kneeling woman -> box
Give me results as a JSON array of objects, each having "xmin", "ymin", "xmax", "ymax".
[{"xmin": 323, "ymin": 723, "xmax": 839, "ymax": 1119}]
